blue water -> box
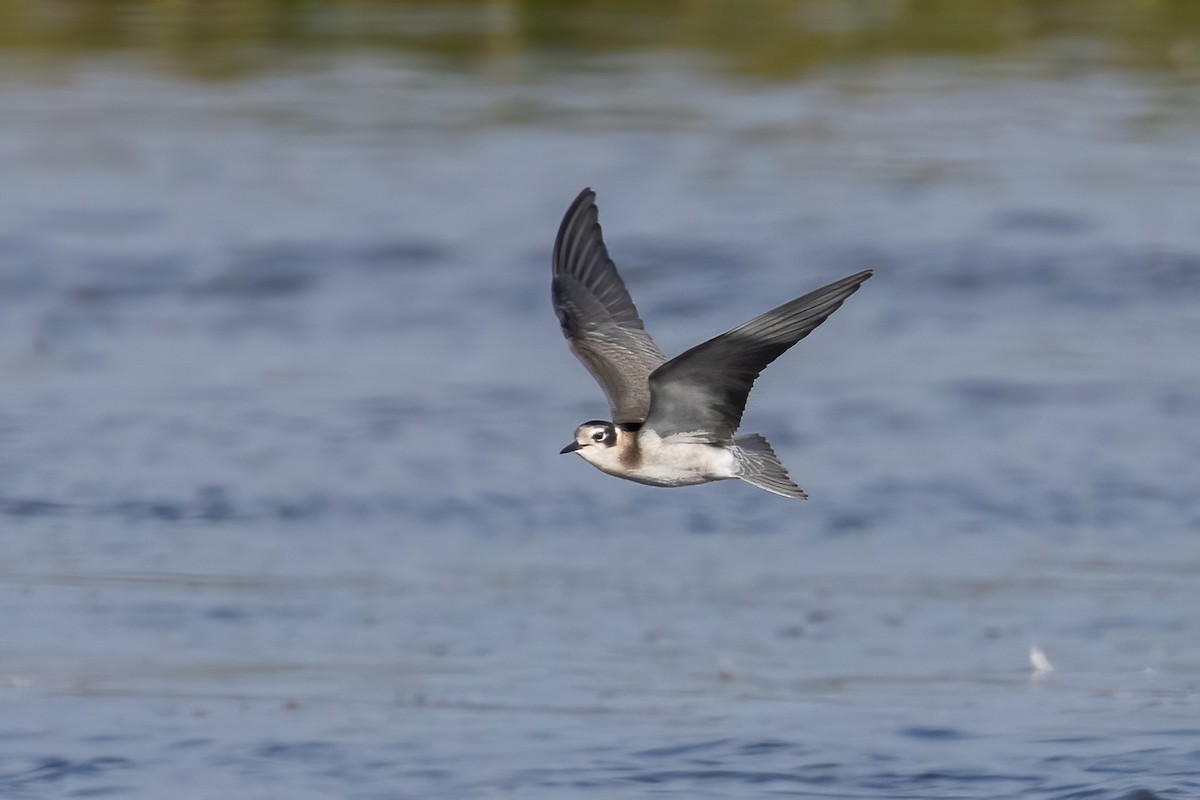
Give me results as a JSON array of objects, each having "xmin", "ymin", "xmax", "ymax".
[{"xmin": 1, "ymin": 44, "xmax": 1198, "ymax": 800}]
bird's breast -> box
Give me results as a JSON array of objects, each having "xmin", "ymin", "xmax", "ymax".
[{"xmin": 617, "ymin": 431, "xmax": 738, "ymax": 487}]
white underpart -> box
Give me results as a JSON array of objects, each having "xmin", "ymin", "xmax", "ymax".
[{"xmin": 577, "ymin": 429, "xmax": 739, "ymax": 487}]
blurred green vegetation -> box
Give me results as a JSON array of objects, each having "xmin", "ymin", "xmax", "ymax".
[{"xmin": 0, "ymin": 0, "xmax": 1198, "ymax": 80}]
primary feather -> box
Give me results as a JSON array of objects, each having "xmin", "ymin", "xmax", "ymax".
[
  {"xmin": 644, "ymin": 269, "xmax": 873, "ymax": 441},
  {"xmin": 552, "ymin": 188, "xmax": 666, "ymax": 424}
]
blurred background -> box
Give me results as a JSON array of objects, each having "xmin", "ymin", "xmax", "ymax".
[{"xmin": 1, "ymin": 2, "xmax": 1198, "ymax": 798}]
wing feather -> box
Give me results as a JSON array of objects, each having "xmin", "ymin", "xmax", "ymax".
[
  {"xmin": 552, "ymin": 188, "xmax": 666, "ymax": 424},
  {"xmin": 644, "ymin": 269, "xmax": 873, "ymax": 441}
]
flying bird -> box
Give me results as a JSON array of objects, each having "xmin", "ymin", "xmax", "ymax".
[{"xmin": 553, "ymin": 188, "xmax": 871, "ymax": 499}]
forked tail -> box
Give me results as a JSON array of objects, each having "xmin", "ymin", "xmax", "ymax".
[{"xmin": 732, "ymin": 434, "xmax": 808, "ymax": 499}]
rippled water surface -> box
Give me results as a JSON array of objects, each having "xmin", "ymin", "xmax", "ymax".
[{"xmin": 1, "ymin": 4, "xmax": 1199, "ymax": 798}]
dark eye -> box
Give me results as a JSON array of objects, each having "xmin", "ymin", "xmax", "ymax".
[{"xmin": 592, "ymin": 432, "xmax": 605, "ymax": 442}]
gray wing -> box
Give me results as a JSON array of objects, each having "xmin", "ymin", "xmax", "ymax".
[
  {"xmin": 552, "ymin": 188, "xmax": 666, "ymax": 424},
  {"xmin": 643, "ymin": 269, "xmax": 873, "ymax": 441}
]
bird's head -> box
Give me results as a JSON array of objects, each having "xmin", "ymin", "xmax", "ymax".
[{"xmin": 560, "ymin": 420, "xmax": 617, "ymax": 459}]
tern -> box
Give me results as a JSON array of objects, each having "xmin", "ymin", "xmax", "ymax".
[{"xmin": 553, "ymin": 188, "xmax": 871, "ymax": 499}]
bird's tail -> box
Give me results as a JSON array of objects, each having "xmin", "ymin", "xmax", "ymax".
[{"xmin": 732, "ymin": 434, "xmax": 807, "ymax": 499}]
